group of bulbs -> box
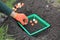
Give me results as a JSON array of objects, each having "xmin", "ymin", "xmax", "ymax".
[
  {"xmin": 30, "ymin": 19, "xmax": 38, "ymax": 26},
  {"xmin": 12, "ymin": 2, "xmax": 24, "ymax": 11}
]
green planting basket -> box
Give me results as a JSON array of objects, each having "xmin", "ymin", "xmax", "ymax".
[{"xmin": 17, "ymin": 14, "xmax": 50, "ymax": 36}]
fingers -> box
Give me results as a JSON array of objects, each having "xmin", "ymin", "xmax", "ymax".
[
  {"xmin": 20, "ymin": 14, "xmax": 28, "ymax": 25},
  {"xmin": 22, "ymin": 17, "xmax": 28, "ymax": 25},
  {"xmin": 23, "ymin": 18, "xmax": 28, "ymax": 25},
  {"xmin": 20, "ymin": 19, "xmax": 25, "ymax": 25},
  {"xmin": 21, "ymin": 19, "xmax": 28, "ymax": 25},
  {"xmin": 13, "ymin": 13, "xmax": 28, "ymax": 25}
]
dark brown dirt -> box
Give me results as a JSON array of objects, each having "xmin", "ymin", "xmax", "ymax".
[{"xmin": 0, "ymin": 0, "xmax": 60, "ymax": 40}]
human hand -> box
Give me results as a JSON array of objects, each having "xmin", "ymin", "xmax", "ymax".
[{"xmin": 11, "ymin": 12, "xmax": 28, "ymax": 25}]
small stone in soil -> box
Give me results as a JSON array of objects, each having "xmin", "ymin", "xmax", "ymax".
[{"xmin": 46, "ymin": 5, "xmax": 49, "ymax": 8}]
